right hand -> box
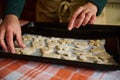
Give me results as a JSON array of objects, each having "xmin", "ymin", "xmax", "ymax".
[
  {"xmin": 0, "ymin": 14, "xmax": 25, "ymax": 53},
  {"xmin": 68, "ymin": 2, "xmax": 97, "ymax": 30}
]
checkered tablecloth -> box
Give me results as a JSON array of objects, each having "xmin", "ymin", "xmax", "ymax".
[{"xmin": 0, "ymin": 58, "xmax": 120, "ymax": 80}]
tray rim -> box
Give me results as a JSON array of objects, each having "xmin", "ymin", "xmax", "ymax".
[
  {"xmin": 0, "ymin": 52, "xmax": 120, "ymax": 71},
  {"xmin": 0, "ymin": 22, "xmax": 120, "ymax": 71}
]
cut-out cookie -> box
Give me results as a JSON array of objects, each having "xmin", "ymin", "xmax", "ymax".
[
  {"xmin": 32, "ymin": 41, "xmax": 45, "ymax": 48},
  {"xmin": 40, "ymin": 47, "xmax": 53, "ymax": 54},
  {"xmin": 59, "ymin": 38, "xmax": 74, "ymax": 44},
  {"xmin": 62, "ymin": 56, "xmax": 77, "ymax": 60},
  {"xmin": 21, "ymin": 47, "xmax": 36, "ymax": 55},
  {"xmin": 56, "ymin": 44, "xmax": 70, "ymax": 50},
  {"xmin": 47, "ymin": 42, "xmax": 59, "ymax": 48},
  {"xmin": 43, "ymin": 53, "xmax": 61, "ymax": 59},
  {"xmin": 57, "ymin": 50, "xmax": 71, "ymax": 56},
  {"xmin": 90, "ymin": 47, "xmax": 106, "ymax": 54}
]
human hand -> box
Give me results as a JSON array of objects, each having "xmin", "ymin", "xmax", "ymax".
[
  {"xmin": 0, "ymin": 15, "xmax": 25, "ymax": 53},
  {"xmin": 68, "ymin": 2, "xmax": 98, "ymax": 30}
]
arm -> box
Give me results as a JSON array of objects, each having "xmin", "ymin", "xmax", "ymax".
[
  {"xmin": 0, "ymin": 0, "xmax": 25, "ymax": 53},
  {"xmin": 68, "ymin": 0, "xmax": 107, "ymax": 30},
  {"xmin": 89, "ymin": 0, "xmax": 107, "ymax": 16},
  {"xmin": 3, "ymin": 0, "xmax": 25, "ymax": 18}
]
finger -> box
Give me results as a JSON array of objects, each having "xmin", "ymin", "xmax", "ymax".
[
  {"xmin": 6, "ymin": 31, "xmax": 15, "ymax": 53},
  {"xmin": 89, "ymin": 15, "xmax": 96, "ymax": 24},
  {"xmin": 82, "ymin": 12, "xmax": 92, "ymax": 26},
  {"xmin": 75, "ymin": 10, "xmax": 86, "ymax": 28},
  {"xmin": 0, "ymin": 38, "xmax": 8, "ymax": 52},
  {"xmin": 68, "ymin": 7, "xmax": 84, "ymax": 30},
  {"xmin": 16, "ymin": 32, "xmax": 25, "ymax": 48},
  {"xmin": 0, "ymin": 29, "xmax": 8, "ymax": 52}
]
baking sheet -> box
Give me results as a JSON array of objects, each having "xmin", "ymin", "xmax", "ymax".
[{"xmin": 0, "ymin": 22, "xmax": 120, "ymax": 70}]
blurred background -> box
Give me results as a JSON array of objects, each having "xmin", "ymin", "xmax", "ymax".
[{"xmin": 0, "ymin": 0, "xmax": 120, "ymax": 25}]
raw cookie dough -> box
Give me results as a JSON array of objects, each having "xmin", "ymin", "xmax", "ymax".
[{"xmin": 14, "ymin": 34, "xmax": 117, "ymax": 65}]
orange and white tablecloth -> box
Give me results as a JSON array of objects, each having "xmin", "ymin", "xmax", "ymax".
[{"xmin": 0, "ymin": 58, "xmax": 120, "ymax": 80}]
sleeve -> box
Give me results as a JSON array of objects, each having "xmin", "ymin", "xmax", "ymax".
[
  {"xmin": 3, "ymin": 0, "xmax": 25, "ymax": 18},
  {"xmin": 88, "ymin": 0, "xmax": 107, "ymax": 16}
]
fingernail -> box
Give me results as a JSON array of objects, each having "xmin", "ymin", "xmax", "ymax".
[
  {"xmin": 68, "ymin": 27, "xmax": 72, "ymax": 30},
  {"xmin": 11, "ymin": 50, "xmax": 15, "ymax": 53},
  {"xmin": 10, "ymin": 49, "xmax": 15, "ymax": 53},
  {"xmin": 21, "ymin": 43, "xmax": 26, "ymax": 48},
  {"xmin": 82, "ymin": 24, "xmax": 86, "ymax": 26},
  {"xmin": 5, "ymin": 49, "xmax": 8, "ymax": 52},
  {"xmin": 76, "ymin": 26, "xmax": 79, "ymax": 28},
  {"xmin": 22, "ymin": 44, "xmax": 26, "ymax": 48}
]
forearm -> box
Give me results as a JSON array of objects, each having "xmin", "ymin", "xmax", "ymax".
[
  {"xmin": 88, "ymin": 0, "xmax": 107, "ymax": 16},
  {"xmin": 3, "ymin": 0, "xmax": 25, "ymax": 18}
]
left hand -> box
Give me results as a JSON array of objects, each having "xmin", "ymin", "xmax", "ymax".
[
  {"xmin": 0, "ymin": 15, "xmax": 25, "ymax": 53},
  {"xmin": 68, "ymin": 2, "xmax": 98, "ymax": 30}
]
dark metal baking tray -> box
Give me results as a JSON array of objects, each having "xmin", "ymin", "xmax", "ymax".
[{"xmin": 0, "ymin": 22, "xmax": 120, "ymax": 71}]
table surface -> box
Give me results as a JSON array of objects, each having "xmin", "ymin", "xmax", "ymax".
[{"xmin": 0, "ymin": 20, "xmax": 120, "ymax": 80}]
